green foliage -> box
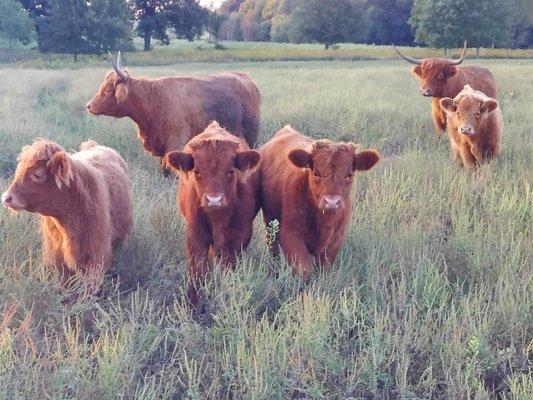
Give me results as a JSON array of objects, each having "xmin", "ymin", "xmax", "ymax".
[
  {"xmin": 0, "ymin": 58, "xmax": 531, "ymax": 398},
  {"xmin": 37, "ymin": 0, "xmax": 132, "ymax": 59},
  {"xmin": 410, "ymin": 0, "xmax": 515, "ymax": 49},
  {"xmin": 367, "ymin": 0, "xmax": 414, "ymax": 46},
  {"xmin": 0, "ymin": 0, "xmax": 35, "ymax": 48},
  {"xmin": 166, "ymin": 0, "xmax": 208, "ymax": 41},
  {"xmin": 205, "ymin": 11, "xmax": 227, "ymax": 42},
  {"xmin": 289, "ymin": 0, "xmax": 368, "ymax": 48}
]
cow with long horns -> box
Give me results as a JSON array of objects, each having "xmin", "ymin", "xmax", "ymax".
[
  {"xmin": 86, "ymin": 52, "xmax": 261, "ymax": 172},
  {"xmin": 393, "ymin": 42, "xmax": 496, "ymax": 136}
]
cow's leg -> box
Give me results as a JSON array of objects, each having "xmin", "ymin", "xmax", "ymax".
[
  {"xmin": 280, "ymin": 228, "xmax": 314, "ymax": 279},
  {"xmin": 185, "ymin": 228, "xmax": 212, "ymax": 305},
  {"xmin": 431, "ymin": 98, "xmax": 447, "ymax": 137},
  {"xmin": 450, "ymin": 141, "xmax": 462, "ymax": 163},
  {"xmin": 459, "ymin": 146, "xmax": 477, "ymax": 170}
]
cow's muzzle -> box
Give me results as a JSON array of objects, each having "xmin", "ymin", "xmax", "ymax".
[
  {"xmin": 319, "ymin": 195, "xmax": 343, "ymax": 211},
  {"xmin": 204, "ymin": 193, "xmax": 227, "ymax": 209},
  {"xmin": 419, "ymin": 88, "xmax": 434, "ymax": 97},
  {"xmin": 1, "ymin": 190, "xmax": 25, "ymax": 211},
  {"xmin": 459, "ymin": 125, "xmax": 475, "ymax": 136}
]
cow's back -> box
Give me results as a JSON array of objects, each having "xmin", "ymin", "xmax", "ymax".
[
  {"xmin": 451, "ymin": 66, "xmax": 496, "ymax": 99},
  {"xmin": 73, "ymin": 142, "xmax": 132, "ymax": 244},
  {"xmin": 260, "ymin": 126, "xmax": 311, "ymax": 220}
]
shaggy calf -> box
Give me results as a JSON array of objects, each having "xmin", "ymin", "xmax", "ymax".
[
  {"xmin": 1, "ymin": 140, "xmax": 132, "ymax": 288},
  {"xmin": 260, "ymin": 126, "xmax": 380, "ymax": 278},
  {"xmin": 440, "ymin": 85, "xmax": 502, "ymax": 169},
  {"xmin": 164, "ymin": 122, "xmax": 260, "ymax": 299}
]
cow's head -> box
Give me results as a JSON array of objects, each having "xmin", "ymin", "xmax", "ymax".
[
  {"xmin": 2, "ymin": 140, "xmax": 73, "ymax": 215},
  {"xmin": 165, "ymin": 135, "xmax": 260, "ymax": 211},
  {"xmin": 393, "ymin": 42, "xmax": 467, "ymax": 98},
  {"xmin": 440, "ymin": 94, "xmax": 498, "ymax": 137},
  {"xmin": 288, "ymin": 140, "xmax": 380, "ymax": 213},
  {"xmin": 86, "ymin": 52, "xmax": 131, "ymax": 117}
]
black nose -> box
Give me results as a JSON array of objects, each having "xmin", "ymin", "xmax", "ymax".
[{"xmin": 86, "ymin": 103, "xmax": 91, "ymax": 110}]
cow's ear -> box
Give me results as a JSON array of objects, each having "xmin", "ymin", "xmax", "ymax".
[
  {"xmin": 412, "ymin": 65, "xmax": 422, "ymax": 77},
  {"xmin": 353, "ymin": 150, "xmax": 380, "ymax": 171},
  {"xmin": 481, "ymin": 99, "xmax": 498, "ymax": 114},
  {"xmin": 48, "ymin": 151, "xmax": 72, "ymax": 189},
  {"xmin": 440, "ymin": 97, "xmax": 456, "ymax": 113},
  {"xmin": 235, "ymin": 150, "xmax": 260, "ymax": 171},
  {"xmin": 447, "ymin": 66, "xmax": 458, "ymax": 77},
  {"xmin": 115, "ymin": 82, "xmax": 129, "ymax": 102},
  {"xmin": 288, "ymin": 149, "xmax": 313, "ymax": 169},
  {"xmin": 165, "ymin": 151, "xmax": 194, "ymax": 172}
]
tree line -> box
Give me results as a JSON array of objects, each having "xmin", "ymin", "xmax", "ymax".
[
  {"xmin": 0, "ymin": 0, "xmax": 531, "ymax": 60},
  {"xmin": 219, "ymin": 0, "xmax": 532, "ymax": 50}
]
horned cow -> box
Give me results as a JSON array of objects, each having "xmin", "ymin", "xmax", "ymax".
[
  {"xmin": 87, "ymin": 52, "xmax": 261, "ymax": 171},
  {"xmin": 394, "ymin": 42, "xmax": 496, "ymax": 135},
  {"xmin": 440, "ymin": 85, "xmax": 502, "ymax": 169},
  {"xmin": 260, "ymin": 126, "xmax": 380, "ymax": 279},
  {"xmin": 164, "ymin": 122, "xmax": 261, "ymax": 303},
  {"xmin": 1, "ymin": 140, "xmax": 132, "ymax": 290}
]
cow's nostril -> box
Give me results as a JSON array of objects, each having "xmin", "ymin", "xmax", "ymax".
[
  {"xmin": 86, "ymin": 103, "xmax": 91, "ymax": 110},
  {"xmin": 1, "ymin": 193, "xmax": 12, "ymax": 205}
]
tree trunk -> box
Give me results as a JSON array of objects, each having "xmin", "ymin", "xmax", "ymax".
[
  {"xmin": 325, "ymin": 43, "xmax": 330, "ymax": 50},
  {"xmin": 476, "ymin": 47, "xmax": 480, "ymax": 58},
  {"xmin": 144, "ymin": 34, "xmax": 151, "ymax": 51},
  {"xmin": 74, "ymin": 53, "xmax": 78, "ymax": 62},
  {"xmin": 444, "ymin": 48, "xmax": 448, "ymax": 57}
]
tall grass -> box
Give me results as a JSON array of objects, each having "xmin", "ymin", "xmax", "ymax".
[{"xmin": 0, "ymin": 59, "xmax": 531, "ymax": 399}]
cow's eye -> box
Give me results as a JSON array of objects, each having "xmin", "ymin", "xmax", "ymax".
[
  {"xmin": 313, "ymin": 171, "xmax": 321, "ymax": 178},
  {"xmin": 346, "ymin": 172, "xmax": 354, "ymax": 180},
  {"xmin": 226, "ymin": 170, "xmax": 234, "ymax": 177},
  {"xmin": 30, "ymin": 170, "xmax": 45, "ymax": 183},
  {"xmin": 475, "ymin": 112, "xmax": 480, "ymax": 117},
  {"xmin": 194, "ymin": 171, "xmax": 201, "ymax": 178},
  {"xmin": 438, "ymin": 73, "xmax": 444, "ymax": 79}
]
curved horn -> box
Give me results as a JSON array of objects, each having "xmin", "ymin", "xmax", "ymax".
[
  {"xmin": 392, "ymin": 44, "xmax": 422, "ymax": 65},
  {"xmin": 108, "ymin": 51, "xmax": 128, "ymax": 81},
  {"xmin": 449, "ymin": 41, "xmax": 467, "ymax": 65}
]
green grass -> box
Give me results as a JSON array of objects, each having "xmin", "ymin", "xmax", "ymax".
[
  {"xmin": 1, "ymin": 39, "xmax": 532, "ymax": 68},
  {"xmin": 0, "ymin": 59, "xmax": 532, "ymax": 399}
]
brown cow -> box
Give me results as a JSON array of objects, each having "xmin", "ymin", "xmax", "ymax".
[
  {"xmin": 260, "ymin": 126, "xmax": 380, "ymax": 278},
  {"xmin": 440, "ymin": 85, "xmax": 502, "ymax": 169},
  {"xmin": 164, "ymin": 122, "xmax": 261, "ymax": 302},
  {"xmin": 86, "ymin": 52, "xmax": 261, "ymax": 169},
  {"xmin": 393, "ymin": 42, "xmax": 496, "ymax": 136},
  {"xmin": 1, "ymin": 139, "xmax": 132, "ymax": 290}
]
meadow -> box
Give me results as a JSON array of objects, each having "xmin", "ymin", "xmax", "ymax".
[{"xmin": 0, "ymin": 57, "xmax": 531, "ymax": 399}]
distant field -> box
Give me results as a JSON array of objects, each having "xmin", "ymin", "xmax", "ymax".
[
  {"xmin": 1, "ymin": 39, "xmax": 533, "ymax": 68},
  {"xmin": 0, "ymin": 59, "xmax": 531, "ymax": 398}
]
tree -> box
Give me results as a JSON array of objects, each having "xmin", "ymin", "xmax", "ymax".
[
  {"xmin": 166, "ymin": 0, "xmax": 208, "ymax": 42},
  {"xmin": 37, "ymin": 0, "xmax": 132, "ymax": 60},
  {"xmin": 205, "ymin": 11, "xmax": 227, "ymax": 43},
  {"xmin": 129, "ymin": 0, "xmax": 169, "ymax": 51},
  {"xmin": 0, "ymin": 0, "xmax": 36, "ymax": 50},
  {"xmin": 289, "ymin": 0, "xmax": 368, "ymax": 49},
  {"xmin": 85, "ymin": 0, "xmax": 133, "ymax": 54},
  {"xmin": 37, "ymin": 0, "xmax": 90, "ymax": 60},
  {"xmin": 509, "ymin": 0, "xmax": 533, "ymax": 48},
  {"xmin": 410, "ymin": 0, "xmax": 515, "ymax": 53},
  {"xmin": 367, "ymin": 0, "xmax": 414, "ymax": 46}
]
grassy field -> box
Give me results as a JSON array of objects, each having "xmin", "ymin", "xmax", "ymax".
[
  {"xmin": 0, "ymin": 58, "xmax": 531, "ymax": 399},
  {"xmin": 1, "ymin": 39, "xmax": 533, "ymax": 68}
]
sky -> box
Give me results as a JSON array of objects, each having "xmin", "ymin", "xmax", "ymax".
[{"xmin": 199, "ymin": 0, "xmax": 223, "ymax": 9}]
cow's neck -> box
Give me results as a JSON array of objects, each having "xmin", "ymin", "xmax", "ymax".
[{"xmin": 125, "ymin": 78, "xmax": 169, "ymax": 157}]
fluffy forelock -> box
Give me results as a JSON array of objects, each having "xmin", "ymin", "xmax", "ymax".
[{"xmin": 17, "ymin": 139, "xmax": 64, "ymax": 165}]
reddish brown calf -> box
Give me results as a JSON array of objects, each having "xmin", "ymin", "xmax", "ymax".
[
  {"xmin": 440, "ymin": 85, "xmax": 502, "ymax": 169},
  {"xmin": 164, "ymin": 122, "xmax": 261, "ymax": 300},
  {"xmin": 260, "ymin": 126, "xmax": 380, "ymax": 278}
]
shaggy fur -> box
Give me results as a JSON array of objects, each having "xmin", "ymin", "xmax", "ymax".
[
  {"xmin": 2, "ymin": 139, "xmax": 132, "ymax": 288},
  {"xmin": 260, "ymin": 126, "xmax": 380, "ymax": 279},
  {"xmin": 440, "ymin": 85, "xmax": 502, "ymax": 169},
  {"xmin": 164, "ymin": 122, "xmax": 261, "ymax": 303},
  {"xmin": 86, "ymin": 70, "xmax": 261, "ymax": 168},
  {"xmin": 409, "ymin": 59, "xmax": 496, "ymax": 135}
]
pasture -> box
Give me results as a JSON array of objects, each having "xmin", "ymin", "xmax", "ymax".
[{"xmin": 0, "ymin": 59, "xmax": 531, "ymax": 399}]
